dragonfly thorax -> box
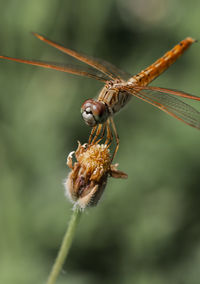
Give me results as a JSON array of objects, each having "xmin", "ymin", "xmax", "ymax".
[{"xmin": 81, "ymin": 99, "xmax": 109, "ymax": 127}]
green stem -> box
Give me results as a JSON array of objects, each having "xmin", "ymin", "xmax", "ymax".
[{"xmin": 46, "ymin": 208, "xmax": 82, "ymax": 284}]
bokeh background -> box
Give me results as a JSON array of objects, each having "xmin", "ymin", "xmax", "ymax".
[{"xmin": 1, "ymin": 0, "xmax": 200, "ymax": 283}]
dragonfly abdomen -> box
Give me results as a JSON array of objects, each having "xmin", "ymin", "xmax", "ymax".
[{"xmin": 128, "ymin": 37, "xmax": 195, "ymax": 86}]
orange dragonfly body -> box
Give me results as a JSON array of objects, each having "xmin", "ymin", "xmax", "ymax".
[{"xmin": 1, "ymin": 34, "xmax": 200, "ymax": 158}]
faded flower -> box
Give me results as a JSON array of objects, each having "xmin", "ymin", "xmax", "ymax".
[{"xmin": 64, "ymin": 142, "xmax": 127, "ymax": 209}]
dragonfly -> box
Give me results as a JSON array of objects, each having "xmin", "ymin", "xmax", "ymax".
[{"xmin": 1, "ymin": 33, "xmax": 200, "ymax": 159}]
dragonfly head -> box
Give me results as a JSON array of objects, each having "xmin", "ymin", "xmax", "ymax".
[{"xmin": 81, "ymin": 99, "xmax": 108, "ymax": 127}]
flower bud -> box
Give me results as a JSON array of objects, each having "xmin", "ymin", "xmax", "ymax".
[{"xmin": 64, "ymin": 142, "xmax": 127, "ymax": 209}]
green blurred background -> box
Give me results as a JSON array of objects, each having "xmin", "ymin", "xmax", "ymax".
[{"xmin": 1, "ymin": 0, "xmax": 200, "ymax": 283}]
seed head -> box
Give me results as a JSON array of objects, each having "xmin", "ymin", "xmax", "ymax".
[{"xmin": 64, "ymin": 142, "xmax": 127, "ymax": 210}]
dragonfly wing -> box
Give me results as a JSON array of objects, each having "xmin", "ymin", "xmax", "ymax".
[
  {"xmin": 33, "ymin": 33, "xmax": 129, "ymax": 81},
  {"xmin": 135, "ymin": 86, "xmax": 200, "ymax": 101},
  {"xmin": 0, "ymin": 56, "xmax": 109, "ymax": 82},
  {"xmin": 124, "ymin": 86, "xmax": 200, "ymax": 129},
  {"xmin": 91, "ymin": 57, "xmax": 131, "ymax": 81}
]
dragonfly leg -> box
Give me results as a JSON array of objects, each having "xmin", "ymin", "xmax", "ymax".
[
  {"xmin": 95, "ymin": 123, "xmax": 106, "ymax": 144},
  {"xmin": 110, "ymin": 117, "xmax": 119, "ymax": 161},
  {"xmin": 91, "ymin": 124, "xmax": 102, "ymax": 145},
  {"xmin": 105, "ymin": 120, "xmax": 113, "ymax": 147},
  {"xmin": 88, "ymin": 126, "xmax": 97, "ymax": 144}
]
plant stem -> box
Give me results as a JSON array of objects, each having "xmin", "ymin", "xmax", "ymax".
[{"xmin": 46, "ymin": 208, "xmax": 82, "ymax": 284}]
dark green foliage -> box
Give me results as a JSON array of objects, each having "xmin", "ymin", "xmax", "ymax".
[{"xmin": 0, "ymin": 1, "xmax": 200, "ymax": 283}]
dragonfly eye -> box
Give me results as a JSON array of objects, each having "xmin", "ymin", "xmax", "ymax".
[{"xmin": 81, "ymin": 99, "xmax": 107, "ymax": 127}]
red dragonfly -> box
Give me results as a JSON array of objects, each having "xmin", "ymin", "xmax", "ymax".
[{"xmin": 1, "ymin": 33, "xmax": 200, "ymax": 159}]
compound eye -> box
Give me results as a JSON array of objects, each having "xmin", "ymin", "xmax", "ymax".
[
  {"xmin": 91, "ymin": 102, "xmax": 105, "ymax": 120},
  {"xmin": 81, "ymin": 99, "xmax": 107, "ymax": 126},
  {"xmin": 82, "ymin": 106, "xmax": 96, "ymax": 126}
]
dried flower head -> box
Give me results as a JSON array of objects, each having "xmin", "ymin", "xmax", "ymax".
[{"xmin": 64, "ymin": 142, "xmax": 127, "ymax": 210}]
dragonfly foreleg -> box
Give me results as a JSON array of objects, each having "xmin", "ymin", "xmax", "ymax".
[
  {"xmin": 91, "ymin": 124, "xmax": 103, "ymax": 145},
  {"xmin": 95, "ymin": 123, "xmax": 106, "ymax": 144},
  {"xmin": 88, "ymin": 125, "xmax": 97, "ymax": 144}
]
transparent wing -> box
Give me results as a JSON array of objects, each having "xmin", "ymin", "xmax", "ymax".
[
  {"xmin": 92, "ymin": 57, "xmax": 130, "ymax": 81},
  {"xmin": 33, "ymin": 33, "xmax": 129, "ymax": 81},
  {"xmin": 0, "ymin": 56, "xmax": 110, "ymax": 82},
  {"xmin": 124, "ymin": 86, "xmax": 200, "ymax": 129},
  {"xmin": 135, "ymin": 86, "xmax": 200, "ymax": 101}
]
